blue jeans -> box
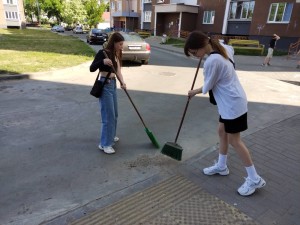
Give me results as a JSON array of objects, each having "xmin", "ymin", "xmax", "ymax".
[{"xmin": 99, "ymin": 77, "xmax": 118, "ymax": 147}]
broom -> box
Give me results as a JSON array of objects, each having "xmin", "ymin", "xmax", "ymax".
[
  {"xmin": 161, "ymin": 58, "xmax": 202, "ymax": 161},
  {"xmin": 103, "ymin": 51, "xmax": 160, "ymax": 148}
]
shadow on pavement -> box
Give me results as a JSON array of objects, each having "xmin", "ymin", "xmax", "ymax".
[{"xmin": 0, "ymin": 76, "xmax": 299, "ymax": 225}]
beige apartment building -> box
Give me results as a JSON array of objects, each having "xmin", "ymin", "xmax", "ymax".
[
  {"xmin": 0, "ymin": 0, "xmax": 26, "ymax": 29},
  {"xmin": 110, "ymin": 0, "xmax": 141, "ymax": 31}
]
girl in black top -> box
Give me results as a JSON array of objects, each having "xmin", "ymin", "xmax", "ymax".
[{"xmin": 90, "ymin": 32, "xmax": 126, "ymax": 154}]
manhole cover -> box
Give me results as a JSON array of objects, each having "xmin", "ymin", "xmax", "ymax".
[{"xmin": 159, "ymin": 72, "xmax": 176, "ymax": 76}]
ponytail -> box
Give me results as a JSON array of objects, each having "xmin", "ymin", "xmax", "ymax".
[
  {"xmin": 184, "ymin": 31, "xmax": 229, "ymax": 60},
  {"xmin": 209, "ymin": 38, "xmax": 229, "ymax": 59}
]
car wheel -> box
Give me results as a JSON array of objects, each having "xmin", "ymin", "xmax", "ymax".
[{"xmin": 141, "ymin": 60, "xmax": 149, "ymax": 65}]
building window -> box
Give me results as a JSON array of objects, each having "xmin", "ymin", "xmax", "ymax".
[
  {"xmin": 268, "ymin": 2, "xmax": 293, "ymax": 23},
  {"xmin": 5, "ymin": 11, "xmax": 18, "ymax": 19},
  {"xmin": 157, "ymin": 0, "xmax": 164, "ymax": 3},
  {"xmin": 203, "ymin": 11, "xmax": 215, "ymax": 24},
  {"xmin": 6, "ymin": 0, "xmax": 13, "ymax": 4},
  {"xmin": 144, "ymin": 11, "xmax": 151, "ymax": 22},
  {"xmin": 117, "ymin": 1, "xmax": 122, "ymax": 11},
  {"xmin": 229, "ymin": 1, "xmax": 255, "ymax": 20},
  {"xmin": 144, "ymin": 0, "xmax": 152, "ymax": 3},
  {"xmin": 111, "ymin": 2, "xmax": 115, "ymax": 10}
]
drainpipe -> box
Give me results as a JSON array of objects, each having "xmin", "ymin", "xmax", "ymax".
[
  {"xmin": 141, "ymin": 0, "xmax": 144, "ymax": 29},
  {"xmin": 127, "ymin": 0, "xmax": 130, "ymax": 31},
  {"xmin": 222, "ymin": 0, "xmax": 230, "ymax": 34},
  {"xmin": 154, "ymin": 11, "xmax": 157, "ymax": 36},
  {"xmin": 178, "ymin": 12, "xmax": 182, "ymax": 38}
]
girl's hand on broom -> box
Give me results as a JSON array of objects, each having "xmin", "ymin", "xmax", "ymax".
[
  {"xmin": 188, "ymin": 89, "xmax": 198, "ymax": 98},
  {"xmin": 121, "ymin": 82, "xmax": 127, "ymax": 89},
  {"xmin": 188, "ymin": 87, "xmax": 203, "ymax": 98}
]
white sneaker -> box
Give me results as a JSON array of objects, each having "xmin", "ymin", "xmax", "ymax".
[
  {"xmin": 203, "ymin": 162, "xmax": 229, "ymax": 176},
  {"xmin": 238, "ymin": 177, "xmax": 266, "ymax": 196},
  {"xmin": 114, "ymin": 136, "xmax": 119, "ymax": 142},
  {"xmin": 98, "ymin": 145, "xmax": 115, "ymax": 154}
]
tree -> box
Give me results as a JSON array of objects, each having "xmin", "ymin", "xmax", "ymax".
[
  {"xmin": 61, "ymin": 0, "xmax": 86, "ymax": 26},
  {"xmin": 84, "ymin": 0, "xmax": 106, "ymax": 28},
  {"xmin": 24, "ymin": 0, "xmax": 41, "ymax": 23},
  {"xmin": 41, "ymin": 0, "xmax": 63, "ymax": 23}
]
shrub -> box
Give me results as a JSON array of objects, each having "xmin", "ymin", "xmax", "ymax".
[{"xmin": 233, "ymin": 48, "xmax": 263, "ymax": 56}]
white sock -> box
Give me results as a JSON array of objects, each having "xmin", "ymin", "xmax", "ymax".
[
  {"xmin": 217, "ymin": 154, "xmax": 227, "ymax": 169},
  {"xmin": 245, "ymin": 165, "xmax": 260, "ymax": 182}
]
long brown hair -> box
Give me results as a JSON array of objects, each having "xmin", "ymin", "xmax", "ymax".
[
  {"xmin": 184, "ymin": 31, "xmax": 229, "ymax": 59},
  {"xmin": 104, "ymin": 32, "xmax": 125, "ymax": 68}
]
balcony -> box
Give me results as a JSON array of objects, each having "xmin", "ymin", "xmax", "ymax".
[
  {"xmin": 112, "ymin": 11, "xmax": 139, "ymax": 18},
  {"xmin": 170, "ymin": 0, "xmax": 197, "ymax": 5}
]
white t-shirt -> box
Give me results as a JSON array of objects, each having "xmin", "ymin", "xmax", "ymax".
[{"xmin": 202, "ymin": 45, "xmax": 248, "ymax": 119}]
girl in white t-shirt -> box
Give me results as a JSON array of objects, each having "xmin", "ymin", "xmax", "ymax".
[{"xmin": 184, "ymin": 31, "xmax": 266, "ymax": 196}]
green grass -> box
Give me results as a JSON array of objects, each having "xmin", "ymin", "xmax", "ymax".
[
  {"xmin": 270, "ymin": 49, "xmax": 288, "ymax": 56},
  {"xmin": 165, "ymin": 37, "xmax": 185, "ymax": 45},
  {"xmin": 233, "ymin": 48, "xmax": 264, "ymax": 56},
  {"xmin": 0, "ymin": 28, "xmax": 95, "ymax": 75},
  {"xmin": 233, "ymin": 48, "xmax": 288, "ymax": 56}
]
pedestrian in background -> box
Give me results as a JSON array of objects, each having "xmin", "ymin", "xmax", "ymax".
[
  {"xmin": 90, "ymin": 32, "xmax": 127, "ymax": 154},
  {"xmin": 184, "ymin": 31, "xmax": 266, "ymax": 196},
  {"xmin": 262, "ymin": 34, "xmax": 280, "ymax": 66}
]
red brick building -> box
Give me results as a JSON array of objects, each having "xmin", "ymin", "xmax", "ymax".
[
  {"xmin": 194, "ymin": 0, "xmax": 300, "ymax": 49},
  {"xmin": 110, "ymin": 0, "xmax": 300, "ymax": 49}
]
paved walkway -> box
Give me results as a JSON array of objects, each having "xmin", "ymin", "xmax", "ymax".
[{"xmin": 2, "ymin": 36, "xmax": 300, "ymax": 225}]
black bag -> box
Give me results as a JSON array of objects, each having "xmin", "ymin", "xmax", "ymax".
[
  {"xmin": 208, "ymin": 52, "xmax": 235, "ymax": 105},
  {"xmin": 90, "ymin": 71, "xmax": 111, "ymax": 98},
  {"xmin": 209, "ymin": 90, "xmax": 217, "ymax": 105}
]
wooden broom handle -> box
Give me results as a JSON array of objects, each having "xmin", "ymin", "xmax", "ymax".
[{"xmin": 174, "ymin": 58, "xmax": 202, "ymax": 143}]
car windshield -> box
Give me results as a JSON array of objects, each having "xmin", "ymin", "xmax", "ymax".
[{"xmin": 92, "ymin": 29, "xmax": 103, "ymax": 34}]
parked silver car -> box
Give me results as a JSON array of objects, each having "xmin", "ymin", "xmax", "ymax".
[
  {"xmin": 73, "ymin": 26, "xmax": 83, "ymax": 34},
  {"xmin": 103, "ymin": 32, "xmax": 151, "ymax": 64},
  {"xmin": 121, "ymin": 32, "xmax": 150, "ymax": 64},
  {"xmin": 51, "ymin": 25, "xmax": 65, "ymax": 33}
]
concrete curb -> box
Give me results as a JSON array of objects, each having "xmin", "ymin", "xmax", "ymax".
[{"xmin": 0, "ymin": 74, "xmax": 30, "ymax": 81}]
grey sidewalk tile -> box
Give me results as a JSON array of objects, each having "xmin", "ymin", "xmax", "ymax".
[
  {"xmin": 185, "ymin": 114, "xmax": 300, "ymax": 225},
  {"xmin": 276, "ymin": 215, "xmax": 298, "ymax": 225},
  {"xmin": 244, "ymin": 140, "xmax": 257, "ymax": 148},
  {"xmin": 250, "ymin": 143, "xmax": 268, "ymax": 154},
  {"xmin": 263, "ymin": 170, "xmax": 287, "ymax": 185},
  {"xmin": 286, "ymin": 193, "xmax": 300, "ymax": 212},
  {"xmin": 257, "ymin": 209, "xmax": 280, "ymax": 225}
]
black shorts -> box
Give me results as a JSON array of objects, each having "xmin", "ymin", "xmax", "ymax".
[{"xmin": 219, "ymin": 113, "xmax": 248, "ymax": 134}]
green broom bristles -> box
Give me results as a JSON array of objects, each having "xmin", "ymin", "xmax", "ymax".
[
  {"xmin": 161, "ymin": 142, "xmax": 183, "ymax": 161},
  {"xmin": 145, "ymin": 128, "xmax": 160, "ymax": 149}
]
